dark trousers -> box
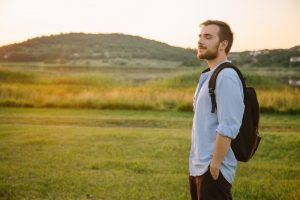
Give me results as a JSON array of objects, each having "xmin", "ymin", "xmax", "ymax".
[{"xmin": 189, "ymin": 170, "xmax": 232, "ymax": 200}]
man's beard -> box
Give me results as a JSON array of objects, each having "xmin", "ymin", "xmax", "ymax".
[{"xmin": 197, "ymin": 43, "xmax": 219, "ymax": 60}]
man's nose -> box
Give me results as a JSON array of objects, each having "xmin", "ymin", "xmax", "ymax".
[
  {"xmin": 198, "ymin": 40, "xmax": 203, "ymax": 47},
  {"xmin": 198, "ymin": 37, "xmax": 204, "ymax": 46}
]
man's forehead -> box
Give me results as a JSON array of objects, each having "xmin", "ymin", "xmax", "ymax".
[{"xmin": 200, "ymin": 24, "xmax": 220, "ymax": 35}]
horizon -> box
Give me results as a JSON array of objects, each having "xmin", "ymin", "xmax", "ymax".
[
  {"xmin": 0, "ymin": 31, "xmax": 299, "ymax": 53},
  {"xmin": 1, "ymin": 0, "xmax": 300, "ymax": 51}
]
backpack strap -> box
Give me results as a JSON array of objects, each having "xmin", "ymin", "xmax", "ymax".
[
  {"xmin": 209, "ymin": 62, "xmax": 246, "ymax": 113},
  {"xmin": 201, "ymin": 68, "xmax": 210, "ymax": 74}
]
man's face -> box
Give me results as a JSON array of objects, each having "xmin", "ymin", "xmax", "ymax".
[{"xmin": 197, "ymin": 24, "xmax": 221, "ymax": 60}]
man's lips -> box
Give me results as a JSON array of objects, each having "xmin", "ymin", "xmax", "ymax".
[{"xmin": 198, "ymin": 46, "xmax": 206, "ymax": 50}]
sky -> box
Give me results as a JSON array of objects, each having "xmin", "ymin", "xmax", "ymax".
[{"xmin": 0, "ymin": 0, "xmax": 300, "ymax": 52}]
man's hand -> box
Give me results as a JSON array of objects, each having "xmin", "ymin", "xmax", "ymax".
[
  {"xmin": 210, "ymin": 164, "xmax": 220, "ymax": 180},
  {"xmin": 210, "ymin": 133, "xmax": 232, "ymax": 180}
]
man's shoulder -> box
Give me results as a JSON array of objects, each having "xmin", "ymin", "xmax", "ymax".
[{"xmin": 216, "ymin": 67, "xmax": 240, "ymax": 79}]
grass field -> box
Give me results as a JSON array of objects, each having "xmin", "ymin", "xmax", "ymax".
[
  {"xmin": 0, "ymin": 107, "xmax": 299, "ymax": 200},
  {"xmin": 0, "ymin": 62, "xmax": 299, "ymax": 199}
]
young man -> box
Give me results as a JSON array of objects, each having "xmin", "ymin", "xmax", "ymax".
[{"xmin": 189, "ymin": 20, "xmax": 245, "ymax": 200}]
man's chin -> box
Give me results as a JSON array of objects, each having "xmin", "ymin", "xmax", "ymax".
[
  {"xmin": 197, "ymin": 53, "xmax": 218, "ymax": 60},
  {"xmin": 197, "ymin": 53, "xmax": 204, "ymax": 60}
]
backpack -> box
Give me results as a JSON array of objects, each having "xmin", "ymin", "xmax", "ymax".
[{"xmin": 205, "ymin": 62, "xmax": 261, "ymax": 162}]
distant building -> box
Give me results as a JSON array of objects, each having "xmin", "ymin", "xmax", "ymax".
[
  {"xmin": 249, "ymin": 50, "xmax": 269, "ymax": 56},
  {"xmin": 290, "ymin": 56, "xmax": 300, "ymax": 63},
  {"xmin": 3, "ymin": 53, "xmax": 10, "ymax": 59},
  {"xmin": 72, "ymin": 53, "xmax": 80, "ymax": 58},
  {"xmin": 289, "ymin": 79, "xmax": 300, "ymax": 87}
]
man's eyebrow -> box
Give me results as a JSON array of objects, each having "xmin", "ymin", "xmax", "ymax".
[{"xmin": 199, "ymin": 33, "xmax": 213, "ymax": 37}]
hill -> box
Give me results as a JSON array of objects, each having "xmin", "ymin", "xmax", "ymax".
[
  {"xmin": 0, "ymin": 33, "xmax": 299, "ymax": 67},
  {"xmin": 229, "ymin": 46, "xmax": 300, "ymax": 67},
  {"xmin": 0, "ymin": 33, "xmax": 196, "ymax": 62}
]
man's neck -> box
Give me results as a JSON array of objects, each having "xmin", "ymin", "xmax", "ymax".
[{"xmin": 206, "ymin": 55, "xmax": 228, "ymax": 71}]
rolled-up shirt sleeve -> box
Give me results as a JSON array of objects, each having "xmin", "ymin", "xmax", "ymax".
[{"xmin": 215, "ymin": 69, "xmax": 245, "ymax": 139}]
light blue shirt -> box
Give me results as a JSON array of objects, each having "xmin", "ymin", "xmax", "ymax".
[{"xmin": 189, "ymin": 60, "xmax": 245, "ymax": 184}]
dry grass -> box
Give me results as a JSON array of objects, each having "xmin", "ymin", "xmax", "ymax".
[{"xmin": 0, "ymin": 65, "xmax": 299, "ymax": 113}]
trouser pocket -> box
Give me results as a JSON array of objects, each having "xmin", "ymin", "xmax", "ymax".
[{"xmin": 200, "ymin": 170, "xmax": 232, "ymax": 200}]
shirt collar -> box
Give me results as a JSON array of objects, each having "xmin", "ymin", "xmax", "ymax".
[{"xmin": 211, "ymin": 59, "xmax": 231, "ymax": 72}]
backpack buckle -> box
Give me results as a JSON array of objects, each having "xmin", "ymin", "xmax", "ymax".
[{"xmin": 209, "ymin": 88, "xmax": 215, "ymax": 96}]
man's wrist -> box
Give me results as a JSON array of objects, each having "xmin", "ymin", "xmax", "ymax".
[{"xmin": 210, "ymin": 161, "xmax": 221, "ymax": 170}]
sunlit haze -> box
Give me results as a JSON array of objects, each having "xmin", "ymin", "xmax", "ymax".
[{"xmin": 0, "ymin": 0, "xmax": 300, "ymax": 51}]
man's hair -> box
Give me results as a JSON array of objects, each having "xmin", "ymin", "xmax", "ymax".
[{"xmin": 200, "ymin": 20, "xmax": 233, "ymax": 54}]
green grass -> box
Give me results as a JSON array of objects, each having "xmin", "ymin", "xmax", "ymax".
[{"xmin": 0, "ymin": 107, "xmax": 299, "ymax": 200}]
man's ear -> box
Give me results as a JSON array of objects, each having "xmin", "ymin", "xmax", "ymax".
[{"xmin": 220, "ymin": 40, "xmax": 228, "ymax": 51}]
